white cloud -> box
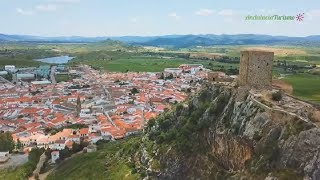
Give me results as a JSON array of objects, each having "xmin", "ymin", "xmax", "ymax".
[
  {"xmin": 16, "ymin": 1, "xmax": 77, "ymax": 15},
  {"xmin": 218, "ymin": 9, "xmax": 234, "ymax": 16},
  {"xmin": 16, "ymin": 8, "xmax": 35, "ymax": 15},
  {"xmin": 168, "ymin": 12, "xmax": 181, "ymax": 20},
  {"xmin": 195, "ymin": 9, "xmax": 214, "ymax": 16},
  {"xmin": 35, "ymin": 4, "xmax": 58, "ymax": 12}
]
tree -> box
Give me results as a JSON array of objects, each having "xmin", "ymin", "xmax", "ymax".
[
  {"xmin": 4, "ymin": 72, "xmax": 12, "ymax": 81},
  {"xmin": 272, "ymin": 91, "xmax": 283, "ymax": 101},
  {"xmin": 72, "ymin": 143, "xmax": 81, "ymax": 153},
  {"xmin": 130, "ymin": 88, "xmax": 139, "ymax": 95},
  {"xmin": 79, "ymin": 140, "xmax": 89, "ymax": 151},
  {"xmin": 59, "ymin": 148, "xmax": 72, "ymax": 160},
  {"xmin": 147, "ymin": 119, "xmax": 156, "ymax": 130},
  {"xmin": 0, "ymin": 132, "xmax": 15, "ymax": 152},
  {"xmin": 16, "ymin": 138, "xmax": 23, "ymax": 151},
  {"xmin": 159, "ymin": 73, "xmax": 164, "ymax": 79},
  {"xmin": 28, "ymin": 148, "xmax": 43, "ymax": 164},
  {"xmin": 166, "ymin": 73, "xmax": 174, "ymax": 79}
]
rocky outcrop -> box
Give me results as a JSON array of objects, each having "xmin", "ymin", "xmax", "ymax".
[
  {"xmin": 280, "ymin": 128, "xmax": 320, "ymax": 179},
  {"xmin": 140, "ymin": 84, "xmax": 320, "ymax": 179},
  {"xmin": 211, "ymin": 134, "xmax": 253, "ymax": 170}
]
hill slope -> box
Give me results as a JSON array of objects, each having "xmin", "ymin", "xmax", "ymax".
[
  {"xmin": 48, "ymin": 84, "xmax": 320, "ymax": 179},
  {"xmin": 47, "ymin": 137, "xmax": 142, "ymax": 180}
]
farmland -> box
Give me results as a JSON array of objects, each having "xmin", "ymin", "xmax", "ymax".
[
  {"xmin": 0, "ymin": 42, "xmax": 319, "ymax": 103},
  {"xmin": 69, "ymin": 54, "xmax": 240, "ymax": 73},
  {"xmin": 284, "ymin": 74, "xmax": 320, "ymax": 103},
  {"xmin": 76, "ymin": 56, "xmax": 194, "ymax": 72}
]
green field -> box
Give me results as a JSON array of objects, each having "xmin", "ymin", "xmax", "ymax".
[
  {"xmin": 47, "ymin": 137, "xmax": 142, "ymax": 180},
  {"xmin": 284, "ymin": 74, "xmax": 320, "ymax": 103},
  {"xmin": 0, "ymin": 58, "xmax": 45, "ymax": 68},
  {"xmin": 0, "ymin": 44, "xmax": 60, "ymax": 68},
  {"xmin": 1, "ymin": 42, "xmax": 320, "ymax": 103},
  {"xmin": 56, "ymin": 74, "xmax": 72, "ymax": 82},
  {"xmin": 77, "ymin": 56, "xmax": 200, "ymax": 72}
]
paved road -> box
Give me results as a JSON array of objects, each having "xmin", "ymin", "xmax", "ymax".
[
  {"xmin": 51, "ymin": 66, "xmax": 57, "ymax": 84},
  {"xmin": 0, "ymin": 154, "xmax": 28, "ymax": 170}
]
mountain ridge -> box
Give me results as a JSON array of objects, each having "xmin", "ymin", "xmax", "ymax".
[{"xmin": 1, "ymin": 33, "xmax": 320, "ymax": 47}]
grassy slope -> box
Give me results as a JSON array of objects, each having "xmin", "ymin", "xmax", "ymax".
[
  {"xmin": 47, "ymin": 137, "xmax": 141, "ymax": 180},
  {"xmin": 0, "ymin": 44, "xmax": 59, "ymax": 68},
  {"xmin": 0, "ymin": 165, "xmax": 31, "ymax": 180},
  {"xmin": 284, "ymin": 74, "xmax": 320, "ymax": 103},
  {"xmin": 0, "ymin": 58, "xmax": 44, "ymax": 68},
  {"xmin": 0, "ymin": 148, "xmax": 44, "ymax": 180}
]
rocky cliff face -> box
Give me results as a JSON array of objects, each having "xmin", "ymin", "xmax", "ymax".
[{"xmin": 135, "ymin": 84, "xmax": 320, "ymax": 179}]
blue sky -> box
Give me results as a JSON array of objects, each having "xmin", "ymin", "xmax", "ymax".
[{"xmin": 1, "ymin": 0, "xmax": 320, "ymax": 37}]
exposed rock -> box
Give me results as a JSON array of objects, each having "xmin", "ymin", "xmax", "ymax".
[
  {"xmin": 138, "ymin": 85, "xmax": 319, "ymax": 179},
  {"xmin": 280, "ymin": 128, "xmax": 320, "ymax": 179}
]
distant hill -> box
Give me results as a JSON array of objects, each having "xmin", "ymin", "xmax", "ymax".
[
  {"xmin": 136, "ymin": 34, "xmax": 320, "ymax": 48},
  {"xmin": 0, "ymin": 33, "xmax": 319, "ymax": 47},
  {"xmin": 0, "ymin": 33, "xmax": 108, "ymax": 43}
]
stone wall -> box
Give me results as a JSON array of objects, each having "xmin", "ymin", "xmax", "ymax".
[
  {"xmin": 208, "ymin": 72, "xmax": 233, "ymax": 82},
  {"xmin": 239, "ymin": 51, "xmax": 273, "ymax": 89}
]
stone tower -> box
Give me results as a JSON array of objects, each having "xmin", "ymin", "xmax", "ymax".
[{"xmin": 239, "ymin": 50, "xmax": 274, "ymax": 89}]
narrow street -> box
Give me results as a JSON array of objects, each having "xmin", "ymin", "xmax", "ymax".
[{"xmin": 50, "ymin": 66, "xmax": 57, "ymax": 84}]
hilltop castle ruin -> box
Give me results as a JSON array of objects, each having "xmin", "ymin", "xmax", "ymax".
[{"xmin": 239, "ymin": 50, "xmax": 274, "ymax": 89}]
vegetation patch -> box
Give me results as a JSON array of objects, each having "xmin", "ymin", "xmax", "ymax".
[
  {"xmin": 47, "ymin": 136, "xmax": 141, "ymax": 180},
  {"xmin": 281, "ymin": 117, "xmax": 314, "ymax": 140},
  {"xmin": 284, "ymin": 74, "xmax": 320, "ymax": 103},
  {"xmin": 147, "ymin": 88, "xmax": 230, "ymax": 153},
  {"xmin": 0, "ymin": 148, "xmax": 44, "ymax": 180},
  {"xmin": 56, "ymin": 74, "xmax": 71, "ymax": 83}
]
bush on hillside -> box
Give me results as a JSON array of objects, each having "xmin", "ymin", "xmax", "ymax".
[{"xmin": 272, "ymin": 91, "xmax": 282, "ymax": 101}]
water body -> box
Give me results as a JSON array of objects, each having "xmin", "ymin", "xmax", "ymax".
[{"xmin": 35, "ymin": 55, "xmax": 74, "ymax": 64}]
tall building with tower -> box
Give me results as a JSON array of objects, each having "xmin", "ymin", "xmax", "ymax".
[{"xmin": 239, "ymin": 50, "xmax": 274, "ymax": 89}]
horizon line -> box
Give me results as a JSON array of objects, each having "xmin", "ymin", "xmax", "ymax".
[{"xmin": 1, "ymin": 32, "xmax": 319, "ymax": 38}]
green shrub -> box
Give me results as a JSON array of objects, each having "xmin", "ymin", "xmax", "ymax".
[
  {"xmin": 272, "ymin": 91, "xmax": 282, "ymax": 101},
  {"xmin": 0, "ymin": 132, "xmax": 15, "ymax": 152},
  {"xmin": 0, "ymin": 148, "xmax": 45, "ymax": 179}
]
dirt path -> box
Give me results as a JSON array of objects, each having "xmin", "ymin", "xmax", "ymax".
[
  {"xmin": 39, "ymin": 169, "xmax": 54, "ymax": 180},
  {"xmin": 272, "ymin": 79, "xmax": 293, "ymax": 94},
  {"xmin": 32, "ymin": 150, "xmax": 85, "ymax": 180}
]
